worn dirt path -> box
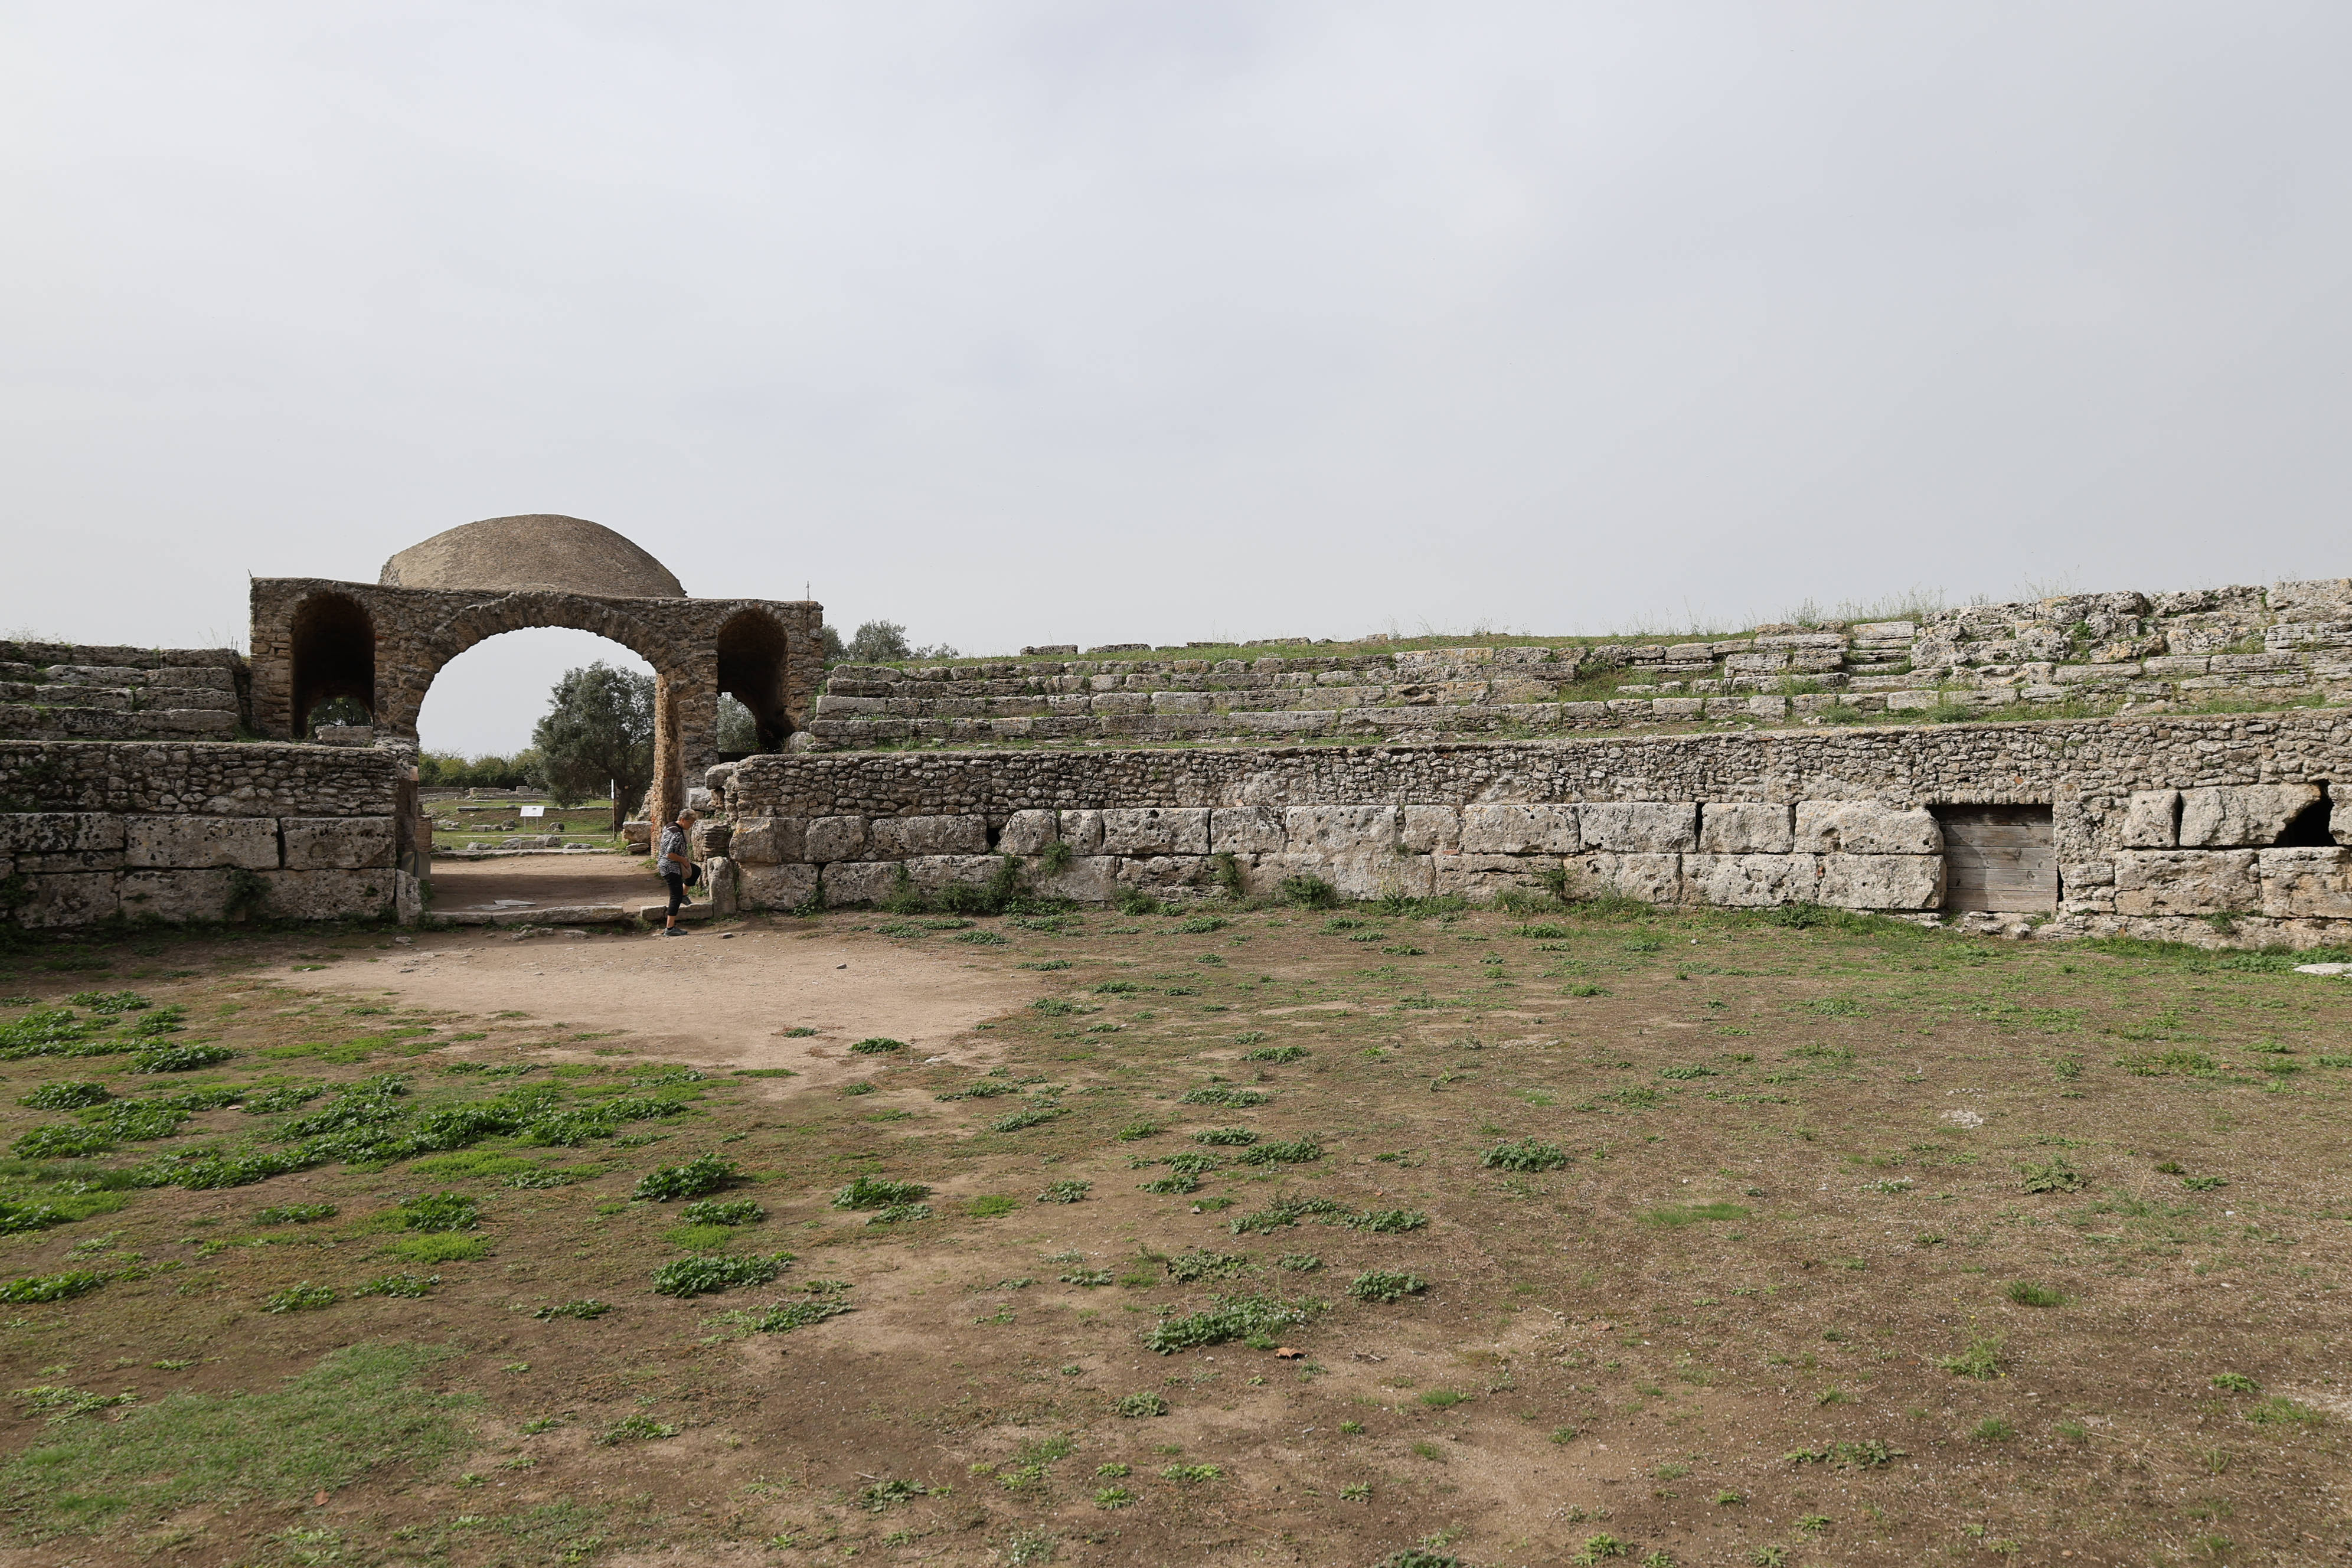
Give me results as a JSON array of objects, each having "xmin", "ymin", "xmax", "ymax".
[
  {"xmin": 427, "ymin": 853, "xmax": 651, "ymax": 913},
  {"xmin": 288, "ymin": 924, "xmax": 1043, "ymax": 1084}
]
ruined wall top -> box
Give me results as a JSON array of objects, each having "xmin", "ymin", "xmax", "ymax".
[{"xmin": 378, "ymin": 514, "xmax": 687, "ymax": 599}]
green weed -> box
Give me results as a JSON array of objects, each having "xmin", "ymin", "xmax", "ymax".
[{"xmin": 1348, "ymin": 1270, "xmax": 1428, "ymax": 1304}]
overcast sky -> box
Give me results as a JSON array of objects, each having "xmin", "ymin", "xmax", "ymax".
[{"xmin": 6, "ymin": 3, "xmax": 2349, "ymax": 754}]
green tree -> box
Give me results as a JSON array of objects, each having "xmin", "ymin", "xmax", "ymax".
[
  {"xmin": 530, "ymin": 662, "xmax": 654, "ymax": 813},
  {"xmin": 818, "ymin": 619, "xmax": 958, "ymax": 667}
]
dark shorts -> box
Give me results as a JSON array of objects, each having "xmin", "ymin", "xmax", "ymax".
[{"xmin": 664, "ymin": 872, "xmax": 687, "ymax": 916}]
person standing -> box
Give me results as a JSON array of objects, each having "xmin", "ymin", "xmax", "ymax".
[{"xmin": 656, "ymin": 808, "xmax": 698, "ymax": 936}]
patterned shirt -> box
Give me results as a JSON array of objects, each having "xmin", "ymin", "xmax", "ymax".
[{"xmin": 657, "ymin": 824, "xmax": 691, "ymax": 878}]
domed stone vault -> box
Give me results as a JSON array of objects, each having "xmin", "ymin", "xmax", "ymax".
[{"xmin": 249, "ymin": 515, "xmax": 822, "ymax": 824}]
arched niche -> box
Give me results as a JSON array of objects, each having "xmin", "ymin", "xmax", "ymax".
[
  {"xmin": 715, "ymin": 608, "xmax": 795, "ymax": 756},
  {"xmin": 289, "ymin": 592, "xmax": 376, "ymax": 733}
]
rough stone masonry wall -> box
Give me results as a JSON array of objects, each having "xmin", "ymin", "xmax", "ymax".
[
  {"xmin": 804, "ymin": 578, "xmax": 2352, "ymax": 749},
  {"xmin": 0, "ymin": 741, "xmax": 411, "ymax": 927},
  {"xmin": 0, "ymin": 641, "xmax": 247, "ymax": 743},
  {"xmin": 713, "ymin": 710, "xmax": 2352, "ymax": 947}
]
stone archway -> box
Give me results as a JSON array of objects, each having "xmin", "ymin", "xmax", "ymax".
[{"xmin": 248, "ymin": 515, "xmax": 825, "ymax": 828}]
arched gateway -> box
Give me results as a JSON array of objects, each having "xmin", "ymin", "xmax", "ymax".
[{"xmin": 248, "ymin": 514, "xmax": 823, "ymax": 825}]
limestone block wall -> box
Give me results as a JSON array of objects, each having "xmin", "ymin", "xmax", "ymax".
[
  {"xmin": 717, "ymin": 710, "xmax": 2352, "ymax": 946},
  {"xmin": 0, "ymin": 741, "xmax": 410, "ymax": 927},
  {"xmin": 803, "ymin": 578, "xmax": 2352, "ymax": 749},
  {"xmin": 0, "ymin": 641, "xmax": 246, "ymax": 743}
]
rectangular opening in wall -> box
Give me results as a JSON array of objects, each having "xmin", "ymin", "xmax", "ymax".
[{"xmin": 1934, "ymin": 803, "xmax": 2056, "ymax": 913}]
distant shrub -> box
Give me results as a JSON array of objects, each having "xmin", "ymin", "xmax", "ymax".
[{"xmin": 1279, "ymin": 875, "xmax": 1340, "ymax": 909}]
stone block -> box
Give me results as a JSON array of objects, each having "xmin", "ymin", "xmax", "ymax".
[
  {"xmin": 1818, "ymin": 854, "xmax": 1942, "ymax": 910},
  {"xmin": 1118, "ymin": 855, "xmax": 1216, "ymax": 893},
  {"xmin": 2122, "ymin": 790, "xmax": 2180, "ymax": 848},
  {"xmin": 692, "ymin": 821, "xmax": 733, "ymax": 858},
  {"xmin": 260, "ymin": 870, "xmax": 394, "ymax": 920},
  {"xmin": 1031, "ymin": 855, "xmax": 1121, "ymax": 903},
  {"xmin": 804, "ymin": 815, "xmax": 867, "ymax": 863},
  {"xmin": 868, "ymin": 814, "xmax": 989, "ymax": 858},
  {"xmin": 1100, "ymin": 808, "xmax": 1210, "ymax": 856},
  {"xmin": 1573, "ymin": 851, "xmax": 1682, "ymax": 904},
  {"xmin": 1459, "ymin": 803, "xmax": 1577, "ymax": 855},
  {"xmin": 1577, "ymin": 802, "xmax": 1697, "ymax": 854},
  {"xmin": 1208, "ymin": 806, "xmax": 1286, "ymax": 855},
  {"xmin": 1285, "ymin": 805, "xmax": 1402, "ymax": 854},
  {"xmin": 2258, "ymin": 848, "xmax": 2352, "ymax": 918},
  {"xmin": 1698, "ymin": 802, "xmax": 1794, "ymax": 854},
  {"xmin": 1401, "ymin": 805, "xmax": 1462, "ymax": 854},
  {"xmin": 2061, "ymin": 860, "xmax": 2116, "ymax": 888},
  {"xmin": 998, "ymin": 809, "xmax": 1059, "ymax": 857},
  {"xmin": 280, "ymin": 817, "xmax": 396, "ymax": 871},
  {"xmin": 17, "ymin": 850, "xmax": 126, "ymax": 873},
  {"xmin": 1794, "ymin": 801, "xmax": 1940, "ymax": 855},
  {"xmin": 1059, "ymin": 809, "xmax": 1105, "ymax": 855},
  {"xmin": 1430, "ymin": 852, "xmax": 1549, "ymax": 899},
  {"xmin": 729, "ymin": 817, "xmax": 801, "ymax": 865},
  {"xmin": 622, "ymin": 820, "xmax": 653, "ymax": 848},
  {"xmin": 818, "ymin": 861, "xmax": 902, "ymax": 906},
  {"xmin": 0, "ymin": 814, "xmax": 125, "ymax": 855},
  {"xmin": 704, "ymin": 857, "xmax": 740, "ymax": 917},
  {"xmin": 904, "ymin": 854, "xmax": 1001, "ymax": 893},
  {"xmin": 1250, "ymin": 851, "xmax": 1422, "ymax": 900},
  {"xmin": 1684, "ymin": 853, "xmax": 1819, "ymax": 907},
  {"xmin": 11, "ymin": 871, "xmax": 118, "ymax": 926},
  {"xmin": 2113, "ymin": 850, "xmax": 2259, "ymax": 915},
  {"xmin": 739, "ymin": 863, "xmax": 819, "ymax": 909},
  {"xmin": 2177, "ymin": 784, "xmax": 2322, "ymax": 847}
]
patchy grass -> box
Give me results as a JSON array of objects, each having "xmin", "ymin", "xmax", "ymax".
[
  {"xmin": 0, "ymin": 1342, "xmax": 477, "ymax": 1536},
  {"xmin": 0, "ymin": 899, "xmax": 2347, "ymax": 1563}
]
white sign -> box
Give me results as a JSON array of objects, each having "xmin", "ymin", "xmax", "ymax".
[{"xmin": 520, "ymin": 805, "xmax": 545, "ymax": 818}]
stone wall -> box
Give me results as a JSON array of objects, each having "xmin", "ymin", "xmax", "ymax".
[
  {"xmin": 713, "ymin": 710, "xmax": 2352, "ymax": 946},
  {"xmin": 248, "ymin": 578, "xmax": 824, "ymax": 825},
  {"xmin": 0, "ymin": 741, "xmax": 411, "ymax": 927},
  {"xmin": 0, "ymin": 641, "xmax": 246, "ymax": 743},
  {"xmin": 803, "ymin": 578, "xmax": 2352, "ymax": 749}
]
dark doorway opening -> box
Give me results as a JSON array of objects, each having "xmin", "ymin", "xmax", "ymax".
[
  {"xmin": 1935, "ymin": 803, "xmax": 2057, "ymax": 913},
  {"xmin": 2274, "ymin": 785, "xmax": 2335, "ymax": 846},
  {"xmin": 714, "ymin": 609, "xmax": 793, "ymax": 758},
  {"xmin": 289, "ymin": 592, "xmax": 375, "ymax": 735}
]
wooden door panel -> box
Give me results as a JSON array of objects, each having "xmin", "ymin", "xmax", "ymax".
[{"xmin": 1938, "ymin": 806, "xmax": 2056, "ymax": 913}]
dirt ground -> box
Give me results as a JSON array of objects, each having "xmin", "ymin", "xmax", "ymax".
[
  {"xmin": 0, "ymin": 902, "xmax": 2346, "ymax": 1568},
  {"xmin": 306, "ymin": 922, "xmax": 1040, "ymax": 1083},
  {"xmin": 428, "ymin": 854, "xmax": 655, "ymax": 914}
]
